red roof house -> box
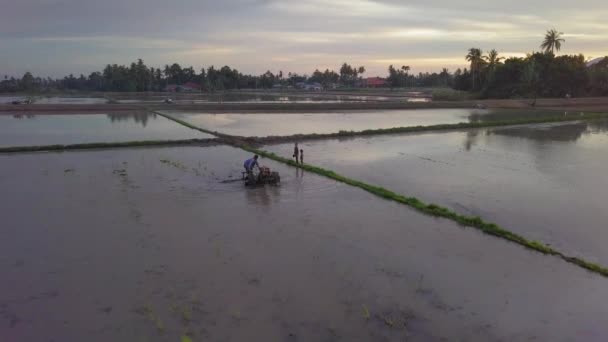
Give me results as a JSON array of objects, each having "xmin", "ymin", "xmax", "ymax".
[{"xmin": 364, "ymin": 77, "xmax": 387, "ymax": 88}]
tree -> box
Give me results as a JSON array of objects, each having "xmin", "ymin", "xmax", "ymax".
[
  {"xmin": 339, "ymin": 63, "xmax": 364, "ymax": 86},
  {"xmin": 357, "ymin": 66, "xmax": 366, "ymax": 77},
  {"xmin": 523, "ymin": 59, "xmax": 540, "ymax": 106},
  {"xmin": 465, "ymin": 48, "xmax": 485, "ymax": 91},
  {"xmin": 484, "ymin": 49, "xmax": 504, "ymax": 69},
  {"xmin": 387, "ymin": 65, "xmax": 410, "ymax": 88},
  {"xmin": 21, "ymin": 72, "xmax": 35, "ymax": 91},
  {"xmin": 482, "ymin": 49, "xmax": 503, "ymax": 89},
  {"xmin": 540, "ymin": 29, "xmax": 565, "ymax": 54},
  {"xmin": 439, "ymin": 68, "xmax": 450, "ymax": 86}
]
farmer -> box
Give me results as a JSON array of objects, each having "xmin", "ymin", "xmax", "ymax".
[
  {"xmin": 244, "ymin": 155, "xmax": 259, "ymax": 174},
  {"xmin": 293, "ymin": 143, "xmax": 299, "ymax": 164},
  {"xmin": 300, "ymin": 149, "xmax": 304, "ymax": 164}
]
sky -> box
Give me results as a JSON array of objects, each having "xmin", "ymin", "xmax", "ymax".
[{"xmin": 1, "ymin": 0, "xmax": 607, "ymax": 78}]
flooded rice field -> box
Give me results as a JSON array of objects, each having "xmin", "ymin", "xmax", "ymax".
[
  {"xmin": 33, "ymin": 96, "xmax": 109, "ymax": 104},
  {"xmin": 0, "ymin": 96, "xmax": 27, "ymax": 104},
  {"xmin": 1, "ymin": 145, "xmax": 607, "ymax": 341},
  {"xmin": 165, "ymin": 109, "xmax": 571, "ymax": 137},
  {"xmin": 110, "ymin": 92, "xmax": 428, "ymax": 104},
  {"xmin": 0, "ymin": 112, "xmax": 212, "ymax": 147},
  {"xmin": 266, "ymin": 119, "xmax": 608, "ymax": 265}
]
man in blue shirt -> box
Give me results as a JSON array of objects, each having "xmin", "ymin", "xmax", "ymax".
[{"xmin": 244, "ymin": 155, "xmax": 259, "ymax": 173}]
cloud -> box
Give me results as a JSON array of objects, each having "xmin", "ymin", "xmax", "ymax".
[{"xmin": 1, "ymin": 0, "xmax": 607, "ymax": 77}]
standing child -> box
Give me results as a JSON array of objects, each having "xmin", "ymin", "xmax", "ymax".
[
  {"xmin": 293, "ymin": 142, "xmax": 299, "ymax": 164},
  {"xmin": 300, "ymin": 149, "xmax": 304, "ymax": 164}
]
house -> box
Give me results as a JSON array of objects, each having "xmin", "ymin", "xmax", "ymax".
[{"xmin": 362, "ymin": 77, "xmax": 387, "ymax": 88}]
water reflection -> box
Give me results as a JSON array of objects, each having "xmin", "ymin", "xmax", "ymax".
[
  {"xmin": 106, "ymin": 111, "xmax": 157, "ymax": 127},
  {"xmin": 490, "ymin": 119, "xmax": 608, "ymax": 142},
  {"xmin": 462, "ymin": 119, "xmax": 608, "ymax": 150},
  {"xmin": 7, "ymin": 111, "xmax": 157, "ymax": 128},
  {"xmin": 244, "ymin": 184, "xmax": 280, "ymax": 209},
  {"xmin": 467, "ymin": 109, "xmax": 576, "ymax": 123},
  {"xmin": 11, "ymin": 114, "xmax": 36, "ymax": 119}
]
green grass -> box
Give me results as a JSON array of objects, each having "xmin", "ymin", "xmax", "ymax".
[
  {"xmin": 0, "ymin": 138, "xmax": 217, "ymax": 154},
  {"xmin": 248, "ymin": 111, "xmax": 608, "ymax": 144},
  {"xmin": 239, "ymin": 146, "xmax": 608, "ymax": 278},
  {"xmin": 431, "ymin": 88, "xmax": 473, "ymax": 101}
]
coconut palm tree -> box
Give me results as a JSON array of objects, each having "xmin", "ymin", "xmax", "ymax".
[
  {"xmin": 466, "ymin": 48, "xmax": 484, "ymax": 90},
  {"xmin": 540, "ymin": 29, "xmax": 565, "ymax": 54},
  {"xmin": 482, "ymin": 49, "xmax": 504, "ymax": 89},
  {"xmin": 484, "ymin": 49, "xmax": 504, "ymax": 68}
]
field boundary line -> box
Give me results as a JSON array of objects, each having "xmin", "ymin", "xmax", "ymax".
[{"xmin": 0, "ymin": 138, "xmax": 220, "ymax": 154}]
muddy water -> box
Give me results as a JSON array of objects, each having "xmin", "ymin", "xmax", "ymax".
[
  {"xmin": 1, "ymin": 145, "xmax": 607, "ymax": 341},
  {"xmin": 0, "ymin": 112, "xmax": 213, "ymax": 147},
  {"xmin": 267, "ymin": 119, "xmax": 608, "ymax": 265},
  {"xmin": 165, "ymin": 109, "xmax": 570, "ymax": 137}
]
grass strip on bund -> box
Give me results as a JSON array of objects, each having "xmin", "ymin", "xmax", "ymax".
[{"xmin": 0, "ymin": 138, "xmax": 219, "ymax": 153}]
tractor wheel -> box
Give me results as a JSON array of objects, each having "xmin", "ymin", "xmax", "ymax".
[
  {"xmin": 245, "ymin": 172, "xmax": 256, "ymax": 186},
  {"xmin": 270, "ymin": 172, "xmax": 281, "ymax": 184}
]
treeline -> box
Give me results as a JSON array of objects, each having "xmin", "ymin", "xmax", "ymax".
[
  {"xmin": 452, "ymin": 30, "xmax": 608, "ymax": 98},
  {"xmin": 452, "ymin": 51, "xmax": 608, "ymax": 98},
  {"xmin": 3, "ymin": 27, "xmax": 607, "ymax": 98},
  {"xmin": 1, "ymin": 59, "xmax": 457, "ymax": 93},
  {"xmin": 0, "ymin": 60, "xmax": 368, "ymax": 93}
]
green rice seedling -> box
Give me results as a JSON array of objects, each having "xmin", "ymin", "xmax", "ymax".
[
  {"xmin": 154, "ymin": 317, "xmax": 164, "ymax": 334},
  {"xmin": 362, "ymin": 305, "xmax": 370, "ymax": 320},
  {"xmin": 383, "ymin": 316, "xmax": 394, "ymax": 328},
  {"xmin": 181, "ymin": 306, "xmax": 192, "ymax": 323}
]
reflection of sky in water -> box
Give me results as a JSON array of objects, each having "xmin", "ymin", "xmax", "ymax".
[
  {"xmin": 266, "ymin": 120, "xmax": 608, "ymax": 264},
  {"xmin": 168, "ymin": 109, "xmax": 489, "ymax": 137},
  {"xmin": 170, "ymin": 108, "xmax": 578, "ymax": 137},
  {"xmin": 114, "ymin": 93, "xmax": 430, "ymax": 103},
  {"xmin": 0, "ymin": 112, "xmax": 211, "ymax": 147}
]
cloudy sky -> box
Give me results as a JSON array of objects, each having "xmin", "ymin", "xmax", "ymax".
[{"xmin": 1, "ymin": 0, "xmax": 607, "ymax": 78}]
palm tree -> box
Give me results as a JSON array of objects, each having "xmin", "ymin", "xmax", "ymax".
[
  {"xmin": 483, "ymin": 49, "xmax": 503, "ymax": 88},
  {"xmin": 484, "ymin": 49, "xmax": 504, "ymax": 68},
  {"xmin": 439, "ymin": 68, "xmax": 450, "ymax": 86},
  {"xmin": 540, "ymin": 29, "xmax": 565, "ymax": 54},
  {"xmin": 466, "ymin": 48, "xmax": 484, "ymax": 90}
]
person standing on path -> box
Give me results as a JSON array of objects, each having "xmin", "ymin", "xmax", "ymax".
[
  {"xmin": 300, "ymin": 149, "xmax": 304, "ymax": 164},
  {"xmin": 293, "ymin": 143, "xmax": 299, "ymax": 164}
]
